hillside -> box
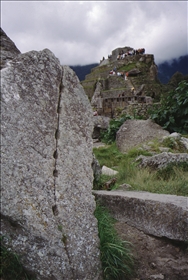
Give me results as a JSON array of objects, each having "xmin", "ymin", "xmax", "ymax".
[
  {"xmin": 79, "ymin": 46, "xmax": 164, "ymax": 117},
  {"xmin": 70, "ymin": 54, "xmax": 188, "ymax": 84}
]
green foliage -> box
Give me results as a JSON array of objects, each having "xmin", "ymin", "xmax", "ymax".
[
  {"xmin": 93, "ymin": 142, "xmax": 127, "ymax": 168},
  {"xmin": 93, "ymin": 144, "xmax": 188, "ymax": 196},
  {"xmin": 100, "ymin": 114, "xmax": 133, "ymax": 144},
  {"xmin": 94, "ymin": 202, "xmax": 134, "ymax": 280},
  {"xmin": 150, "ymin": 80, "xmax": 188, "ymax": 134},
  {"xmin": 156, "ymin": 161, "xmax": 188, "ymax": 181},
  {"xmin": 0, "ymin": 236, "xmax": 35, "ymax": 280}
]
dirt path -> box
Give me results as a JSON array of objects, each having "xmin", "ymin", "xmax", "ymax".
[{"xmin": 115, "ymin": 222, "xmax": 188, "ymax": 280}]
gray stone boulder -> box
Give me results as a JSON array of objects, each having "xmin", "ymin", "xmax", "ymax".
[
  {"xmin": 136, "ymin": 152, "xmax": 188, "ymax": 170},
  {"xmin": 116, "ymin": 119, "xmax": 170, "ymax": 153},
  {"xmin": 0, "ymin": 28, "xmax": 21, "ymax": 69},
  {"xmin": 1, "ymin": 48, "xmax": 101, "ymax": 279},
  {"xmin": 93, "ymin": 190, "xmax": 188, "ymax": 242}
]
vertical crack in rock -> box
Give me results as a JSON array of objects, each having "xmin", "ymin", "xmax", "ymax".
[
  {"xmin": 52, "ymin": 78, "xmax": 76, "ymax": 278},
  {"xmin": 52, "ymin": 80, "xmax": 63, "ymax": 216}
]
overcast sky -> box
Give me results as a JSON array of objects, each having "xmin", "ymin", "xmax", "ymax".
[{"xmin": 1, "ymin": 1, "xmax": 188, "ymax": 66}]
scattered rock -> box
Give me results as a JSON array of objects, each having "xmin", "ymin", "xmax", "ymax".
[
  {"xmin": 103, "ymin": 177, "xmax": 117, "ymax": 190},
  {"xmin": 116, "ymin": 183, "xmax": 132, "ymax": 190},
  {"xmin": 102, "ymin": 165, "xmax": 118, "ymax": 176},
  {"xmin": 136, "ymin": 152, "xmax": 188, "ymax": 170}
]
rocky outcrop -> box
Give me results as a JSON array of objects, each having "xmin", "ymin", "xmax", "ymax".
[
  {"xmin": 93, "ymin": 190, "xmax": 188, "ymax": 242},
  {"xmin": 136, "ymin": 152, "xmax": 188, "ymax": 170},
  {"xmin": 116, "ymin": 119, "xmax": 170, "ymax": 153},
  {"xmin": 1, "ymin": 47, "xmax": 102, "ymax": 279},
  {"xmin": 0, "ymin": 28, "xmax": 21, "ymax": 69}
]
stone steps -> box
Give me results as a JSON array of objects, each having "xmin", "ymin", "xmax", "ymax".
[{"xmin": 93, "ymin": 190, "xmax": 188, "ymax": 242}]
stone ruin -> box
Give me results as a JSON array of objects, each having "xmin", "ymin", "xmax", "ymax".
[
  {"xmin": 82, "ymin": 46, "xmax": 160, "ymax": 118},
  {"xmin": 1, "ymin": 28, "xmax": 102, "ymax": 280}
]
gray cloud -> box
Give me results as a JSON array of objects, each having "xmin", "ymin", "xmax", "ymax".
[{"xmin": 1, "ymin": 1, "xmax": 187, "ymax": 66}]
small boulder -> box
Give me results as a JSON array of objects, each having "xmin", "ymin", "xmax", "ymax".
[{"xmin": 102, "ymin": 166, "xmax": 118, "ymax": 176}]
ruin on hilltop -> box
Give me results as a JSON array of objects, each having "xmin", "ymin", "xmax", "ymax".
[{"xmin": 81, "ymin": 46, "xmax": 164, "ymax": 118}]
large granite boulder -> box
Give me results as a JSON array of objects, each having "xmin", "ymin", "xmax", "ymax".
[
  {"xmin": 0, "ymin": 28, "xmax": 21, "ymax": 69},
  {"xmin": 1, "ymin": 48, "xmax": 101, "ymax": 279},
  {"xmin": 116, "ymin": 119, "xmax": 170, "ymax": 153}
]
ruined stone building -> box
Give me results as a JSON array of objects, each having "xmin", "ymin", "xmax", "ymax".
[{"xmin": 81, "ymin": 46, "xmax": 164, "ymax": 118}]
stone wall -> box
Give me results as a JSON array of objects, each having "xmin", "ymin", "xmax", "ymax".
[{"xmin": 101, "ymin": 98, "xmax": 159, "ymax": 119}]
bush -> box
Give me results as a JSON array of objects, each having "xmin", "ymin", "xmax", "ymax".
[
  {"xmin": 94, "ymin": 202, "xmax": 134, "ymax": 280},
  {"xmin": 150, "ymin": 80, "xmax": 188, "ymax": 134},
  {"xmin": 100, "ymin": 114, "xmax": 133, "ymax": 144}
]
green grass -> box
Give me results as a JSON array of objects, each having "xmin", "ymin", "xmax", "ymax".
[
  {"xmin": 93, "ymin": 143, "xmax": 188, "ymax": 196},
  {"xmin": 94, "ymin": 202, "xmax": 134, "ymax": 280},
  {"xmin": 0, "ymin": 236, "xmax": 36, "ymax": 280}
]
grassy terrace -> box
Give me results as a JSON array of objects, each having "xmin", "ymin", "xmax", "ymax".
[{"xmin": 93, "ymin": 141, "xmax": 188, "ymax": 197}]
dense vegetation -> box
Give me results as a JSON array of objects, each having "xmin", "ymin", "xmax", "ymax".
[
  {"xmin": 94, "ymin": 202, "xmax": 134, "ymax": 280},
  {"xmin": 93, "ymin": 142, "xmax": 188, "ymax": 197},
  {"xmin": 100, "ymin": 114, "xmax": 134, "ymax": 144},
  {"xmin": 150, "ymin": 80, "xmax": 188, "ymax": 134}
]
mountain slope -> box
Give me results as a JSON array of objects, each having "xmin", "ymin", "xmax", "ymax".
[{"xmin": 70, "ymin": 55, "xmax": 188, "ymax": 84}]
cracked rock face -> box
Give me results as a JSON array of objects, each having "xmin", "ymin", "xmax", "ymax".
[
  {"xmin": 0, "ymin": 28, "xmax": 21, "ymax": 69},
  {"xmin": 1, "ymin": 48, "xmax": 101, "ymax": 279}
]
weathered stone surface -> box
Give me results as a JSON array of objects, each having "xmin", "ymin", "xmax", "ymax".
[
  {"xmin": 1, "ymin": 48, "xmax": 101, "ymax": 279},
  {"xmin": 93, "ymin": 190, "xmax": 188, "ymax": 241},
  {"xmin": 0, "ymin": 28, "xmax": 21, "ymax": 69},
  {"xmin": 127, "ymin": 68, "xmax": 141, "ymax": 76},
  {"xmin": 101, "ymin": 166, "xmax": 118, "ymax": 176},
  {"xmin": 136, "ymin": 152, "xmax": 188, "ymax": 170},
  {"xmin": 91, "ymin": 80, "xmax": 103, "ymax": 114},
  {"xmin": 92, "ymin": 115, "xmax": 110, "ymax": 139},
  {"xmin": 116, "ymin": 119, "xmax": 170, "ymax": 153},
  {"xmin": 162, "ymin": 132, "xmax": 188, "ymax": 151},
  {"xmin": 92, "ymin": 154, "xmax": 102, "ymax": 183}
]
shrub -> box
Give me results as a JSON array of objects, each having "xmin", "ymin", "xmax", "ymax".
[
  {"xmin": 100, "ymin": 114, "xmax": 133, "ymax": 144},
  {"xmin": 150, "ymin": 80, "xmax": 188, "ymax": 134}
]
